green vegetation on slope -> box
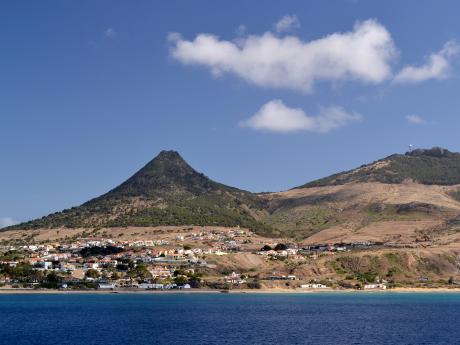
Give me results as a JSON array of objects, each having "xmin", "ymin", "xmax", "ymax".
[
  {"xmin": 7, "ymin": 151, "xmax": 273, "ymax": 235},
  {"xmin": 361, "ymin": 203, "xmax": 434, "ymax": 224},
  {"xmin": 329, "ymin": 251, "xmax": 458, "ymax": 285},
  {"xmin": 7, "ymin": 146, "xmax": 460, "ymax": 239},
  {"xmin": 299, "ymin": 147, "xmax": 460, "ymax": 188},
  {"xmin": 263, "ymin": 206, "xmax": 339, "ymax": 239}
]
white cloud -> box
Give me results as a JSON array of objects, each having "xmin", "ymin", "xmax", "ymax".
[
  {"xmin": 104, "ymin": 28, "xmax": 117, "ymax": 39},
  {"xmin": 240, "ymin": 99, "xmax": 361, "ymax": 133},
  {"xmin": 394, "ymin": 41, "xmax": 459, "ymax": 83},
  {"xmin": 274, "ymin": 15, "xmax": 300, "ymax": 33},
  {"xmin": 406, "ymin": 115, "xmax": 425, "ymax": 124},
  {"xmin": 169, "ymin": 19, "xmax": 397, "ymax": 93},
  {"xmin": 0, "ymin": 217, "xmax": 17, "ymax": 229}
]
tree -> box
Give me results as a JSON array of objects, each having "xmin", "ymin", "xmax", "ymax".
[
  {"xmin": 80, "ymin": 246, "xmax": 123, "ymax": 258},
  {"xmin": 41, "ymin": 272, "xmax": 62, "ymax": 289},
  {"xmin": 127, "ymin": 264, "xmax": 152, "ymax": 281},
  {"xmin": 174, "ymin": 269, "xmax": 188, "ymax": 277},
  {"xmin": 188, "ymin": 278, "xmax": 201, "ymax": 288},
  {"xmin": 1, "ymin": 262, "xmax": 42, "ymax": 283},
  {"xmin": 274, "ymin": 243, "xmax": 288, "ymax": 251},
  {"xmin": 85, "ymin": 269, "xmax": 100, "ymax": 279},
  {"xmin": 174, "ymin": 275, "xmax": 188, "ymax": 285},
  {"xmin": 357, "ymin": 271, "xmax": 378, "ymax": 283}
]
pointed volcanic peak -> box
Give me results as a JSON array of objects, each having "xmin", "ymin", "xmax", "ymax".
[
  {"xmin": 297, "ymin": 147, "xmax": 460, "ymax": 188},
  {"xmin": 10, "ymin": 151, "xmax": 272, "ymax": 234},
  {"xmin": 98, "ymin": 150, "xmax": 230, "ymax": 200}
]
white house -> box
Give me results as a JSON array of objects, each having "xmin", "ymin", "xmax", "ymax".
[
  {"xmin": 40, "ymin": 261, "xmax": 53, "ymax": 270},
  {"xmin": 138, "ymin": 283, "xmax": 164, "ymax": 289},
  {"xmin": 300, "ymin": 283, "xmax": 328, "ymax": 289},
  {"xmin": 364, "ymin": 283, "xmax": 387, "ymax": 290},
  {"xmin": 225, "ymin": 272, "xmax": 246, "ymax": 284}
]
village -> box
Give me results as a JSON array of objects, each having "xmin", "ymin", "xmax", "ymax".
[{"xmin": 0, "ymin": 227, "xmax": 393, "ymax": 291}]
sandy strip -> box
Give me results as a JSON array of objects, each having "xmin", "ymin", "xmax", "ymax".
[{"xmin": 2, "ymin": 287, "xmax": 460, "ymax": 294}]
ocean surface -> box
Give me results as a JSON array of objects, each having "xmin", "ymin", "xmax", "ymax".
[{"xmin": 1, "ymin": 292, "xmax": 460, "ymax": 345}]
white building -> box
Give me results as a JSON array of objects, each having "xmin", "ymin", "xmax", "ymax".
[
  {"xmin": 225, "ymin": 272, "xmax": 246, "ymax": 284},
  {"xmin": 300, "ymin": 283, "xmax": 328, "ymax": 289},
  {"xmin": 138, "ymin": 283, "xmax": 164, "ymax": 289},
  {"xmin": 364, "ymin": 283, "xmax": 387, "ymax": 290}
]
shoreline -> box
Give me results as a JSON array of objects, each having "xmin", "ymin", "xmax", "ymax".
[{"xmin": 2, "ymin": 287, "xmax": 460, "ymax": 294}]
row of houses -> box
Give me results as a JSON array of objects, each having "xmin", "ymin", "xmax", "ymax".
[{"xmin": 95, "ymin": 282, "xmax": 191, "ymax": 290}]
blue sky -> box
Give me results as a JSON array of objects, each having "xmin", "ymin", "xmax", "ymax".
[{"xmin": 2, "ymin": 0, "xmax": 460, "ymax": 226}]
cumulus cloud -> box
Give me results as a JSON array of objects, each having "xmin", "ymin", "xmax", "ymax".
[
  {"xmin": 394, "ymin": 41, "xmax": 459, "ymax": 83},
  {"xmin": 240, "ymin": 99, "xmax": 361, "ymax": 133},
  {"xmin": 406, "ymin": 115, "xmax": 425, "ymax": 124},
  {"xmin": 274, "ymin": 15, "xmax": 300, "ymax": 33},
  {"xmin": 0, "ymin": 217, "xmax": 17, "ymax": 229},
  {"xmin": 104, "ymin": 28, "xmax": 117, "ymax": 39},
  {"xmin": 169, "ymin": 19, "xmax": 397, "ymax": 93}
]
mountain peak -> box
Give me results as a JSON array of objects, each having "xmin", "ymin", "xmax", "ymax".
[
  {"xmin": 156, "ymin": 150, "xmax": 183, "ymax": 160},
  {"xmin": 103, "ymin": 150, "xmax": 209, "ymax": 199},
  {"xmin": 144, "ymin": 150, "xmax": 190, "ymax": 171},
  {"xmin": 298, "ymin": 146, "xmax": 460, "ymax": 188},
  {"xmin": 9, "ymin": 149, "xmax": 269, "ymax": 233}
]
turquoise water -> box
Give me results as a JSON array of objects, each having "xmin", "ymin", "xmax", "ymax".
[{"xmin": 1, "ymin": 292, "xmax": 460, "ymax": 344}]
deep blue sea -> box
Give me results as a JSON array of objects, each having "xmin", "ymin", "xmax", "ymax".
[{"xmin": 1, "ymin": 292, "xmax": 460, "ymax": 345}]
